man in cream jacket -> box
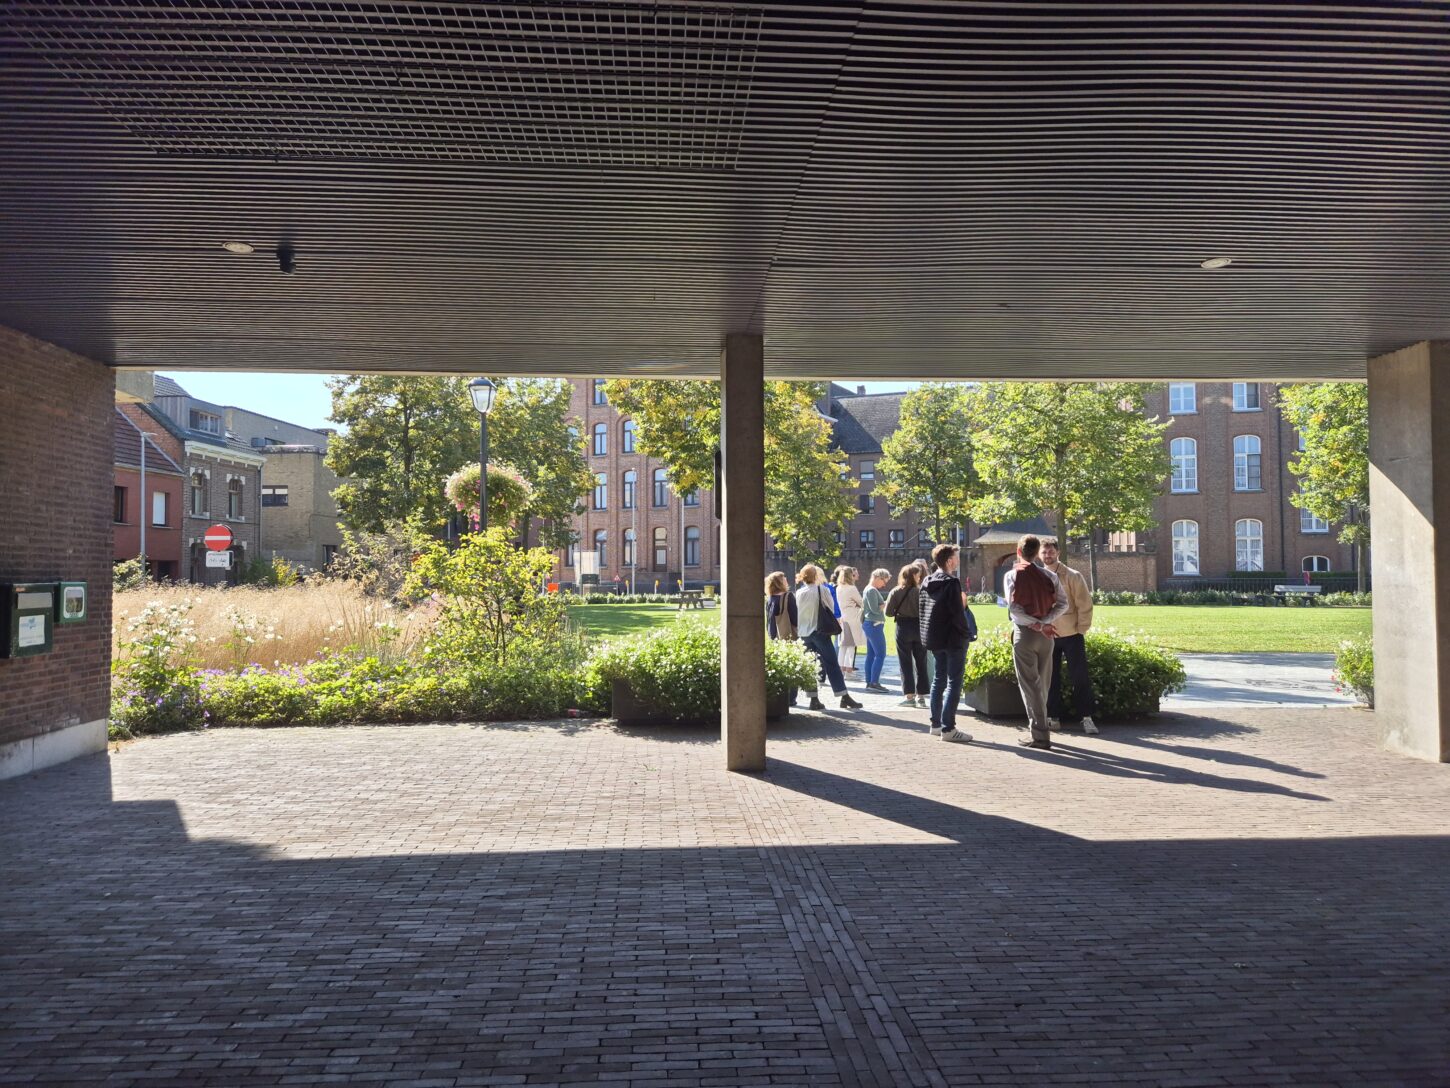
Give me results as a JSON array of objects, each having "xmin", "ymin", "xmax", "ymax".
[{"xmin": 1040, "ymin": 539, "xmax": 1099, "ymax": 735}]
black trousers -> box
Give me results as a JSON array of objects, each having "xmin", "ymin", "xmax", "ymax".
[
  {"xmin": 1048, "ymin": 633, "xmax": 1098, "ymax": 719},
  {"xmin": 894, "ymin": 618, "xmax": 929, "ymax": 695}
]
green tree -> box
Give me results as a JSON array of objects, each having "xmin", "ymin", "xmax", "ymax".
[
  {"xmin": 1279, "ymin": 382, "xmax": 1370, "ymax": 591},
  {"xmin": 964, "ymin": 383, "xmax": 1171, "ymax": 586},
  {"xmin": 485, "ymin": 378, "xmax": 592, "ymax": 549},
  {"xmin": 875, "ymin": 383, "xmax": 981, "ymax": 540},
  {"xmin": 326, "ymin": 375, "xmax": 473, "ymax": 531},
  {"xmin": 603, "ymin": 379, "xmax": 854, "ymax": 563}
]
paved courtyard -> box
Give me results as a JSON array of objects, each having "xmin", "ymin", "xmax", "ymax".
[{"xmin": 1, "ymin": 706, "xmax": 1446, "ymax": 1087}]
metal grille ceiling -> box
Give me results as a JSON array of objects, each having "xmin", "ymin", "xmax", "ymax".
[{"xmin": 4, "ymin": 1, "xmax": 1450, "ymax": 381}]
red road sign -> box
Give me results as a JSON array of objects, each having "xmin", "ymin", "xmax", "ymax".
[{"xmin": 204, "ymin": 524, "xmax": 234, "ymax": 552}]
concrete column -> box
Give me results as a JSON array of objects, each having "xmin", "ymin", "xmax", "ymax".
[
  {"xmin": 720, "ymin": 333, "xmax": 767, "ymax": 772},
  {"xmin": 1368, "ymin": 342, "xmax": 1450, "ymax": 762}
]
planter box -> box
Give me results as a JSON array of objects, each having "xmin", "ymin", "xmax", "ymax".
[
  {"xmin": 961, "ymin": 678, "xmax": 1160, "ymax": 720},
  {"xmin": 611, "ymin": 679, "xmax": 790, "ymax": 725}
]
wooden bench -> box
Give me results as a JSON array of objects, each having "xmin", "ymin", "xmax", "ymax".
[
  {"xmin": 1271, "ymin": 584, "xmax": 1324, "ymax": 605},
  {"xmin": 677, "ymin": 590, "xmax": 705, "ymax": 610}
]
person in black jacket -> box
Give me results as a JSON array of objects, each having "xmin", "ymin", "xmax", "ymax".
[{"xmin": 919, "ymin": 542, "xmax": 977, "ymax": 743}]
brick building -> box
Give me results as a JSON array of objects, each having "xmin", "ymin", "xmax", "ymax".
[{"xmin": 113, "ymin": 408, "xmax": 185, "ymax": 581}]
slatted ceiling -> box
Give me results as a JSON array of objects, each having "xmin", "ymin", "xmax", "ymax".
[{"xmin": 3, "ymin": 4, "xmax": 1450, "ymax": 381}]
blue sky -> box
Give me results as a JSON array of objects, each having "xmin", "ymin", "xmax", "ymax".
[{"xmin": 160, "ymin": 373, "xmax": 915, "ymax": 432}]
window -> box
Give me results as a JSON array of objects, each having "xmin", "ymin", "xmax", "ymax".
[
  {"xmin": 261, "ymin": 484, "xmax": 289, "ymax": 507},
  {"xmin": 592, "ymin": 472, "xmax": 607, "ymax": 510},
  {"xmin": 189, "ymin": 409, "xmax": 221, "ymax": 434},
  {"xmin": 592, "ymin": 379, "xmax": 606, "ymax": 405},
  {"xmin": 1235, "ymin": 518, "xmax": 1264, "ymax": 572},
  {"xmin": 113, "ymin": 486, "xmax": 127, "ymax": 524},
  {"xmin": 683, "ymin": 488, "xmax": 700, "ymax": 507},
  {"xmin": 622, "ymin": 419, "xmax": 636, "ymax": 453},
  {"xmin": 564, "ymin": 541, "xmax": 577, "ymax": 568},
  {"xmin": 592, "ymin": 422, "xmax": 607, "ymax": 457},
  {"xmin": 1168, "ymin": 382, "xmax": 1197, "ymax": 414},
  {"xmin": 1303, "ymin": 555, "xmax": 1331, "ymax": 573},
  {"xmin": 1172, "ymin": 520, "xmax": 1200, "ymax": 576},
  {"xmin": 858, "ymin": 494, "xmax": 875, "ymax": 514},
  {"xmin": 653, "ymin": 527, "xmax": 668, "ymax": 570},
  {"xmin": 622, "ymin": 470, "xmax": 636, "ymax": 510},
  {"xmin": 1233, "ymin": 435, "xmax": 1262, "ymax": 491},
  {"xmin": 834, "ymin": 531, "xmax": 845, "ymax": 545},
  {"xmin": 1170, "ymin": 437, "xmax": 1198, "ymax": 492},
  {"xmin": 151, "ymin": 490, "xmax": 169, "ymax": 527},
  {"xmin": 685, "ymin": 526, "xmax": 701, "ymax": 566},
  {"xmin": 567, "ymin": 424, "xmax": 579, "ymax": 443},
  {"xmin": 623, "ymin": 528, "xmax": 636, "ymax": 567},
  {"xmin": 859, "ymin": 530, "xmax": 875, "ymax": 548},
  {"xmin": 859, "ymin": 460, "xmax": 875, "ymax": 481},
  {"xmin": 1300, "ymin": 507, "xmax": 1329, "ymax": 534},
  {"xmin": 652, "ymin": 468, "xmax": 668, "ymax": 508},
  {"xmin": 593, "ymin": 529, "xmax": 607, "ymax": 568},
  {"xmin": 1233, "ymin": 382, "xmax": 1261, "ymax": 411},
  {"xmin": 190, "ymin": 471, "xmax": 208, "ymax": 516},
  {"xmin": 889, "ymin": 529, "xmax": 905, "ymax": 550},
  {"xmin": 1297, "ymin": 429, "xmax": 1307, "ymax": 452},
  {"xmin": 227, "ymin": 477, "xmax": 244, "ymax": 519},
  {"xmin": 918, "ymin": 528, "xmax": 932, "ymax": 548}
]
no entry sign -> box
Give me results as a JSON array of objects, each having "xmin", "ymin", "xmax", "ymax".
[{"xmin": 204, "ymin": 524, "xmax": 234, "ymax": 552}]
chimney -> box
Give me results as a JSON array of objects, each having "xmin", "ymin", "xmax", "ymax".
[{"xmin": 856, "ymin": 385, "xmax": 866, "ymax": 395}]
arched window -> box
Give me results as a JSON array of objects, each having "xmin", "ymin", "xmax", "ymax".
[
  {"xmin": 1171, "ymin": 520, "xmax": 1200, "ymax": 576},
  {"xmin": 592, "ymin": 472, "xmax": 607, "ymax": 510},
  {"xmin": 189, "ymin": 471, "xmax": 208, "ymax": 517},
  {"xmin": 564, "ymin": 541, "xmax": 576, "ymax": 568},
  {"xmin": 622, "ymin": 419, "xmax": 636, "ymax": 454},
  {"xmin": 684, "ymin": 526, "xmax": 701, "ymax": 567},
  {"xmin": 1303, "ymin": 555, "xmax": 1331, "ymax": 573},
  {"xmin": 593, "ymin": 528, "xmax": 607, "ymax": 568},
  {"xmin": 1235, "ymin": 518, "xmax": 1264, "ymax": 571},
  {"xmin": 622, "ymin": 469, "xmax": 636, "ymax": 509},
  {"xmin": 1233, "ymin": 434, "xmax": 1262, "ymax": 491},
  {"xmin": 623, "ymin": 528, "xmax": 636, "ymax": 567},
  {"xmin": 1170, "ymin": 437, "xmax": 1198, "ymax": 492},
  {"xmin": 227, "ymin": 476, "xmax": 244, "ymax": 519},
  {"xmin": 592, "ymin": 422, "xmax": 607, "ymax": 457},
  {"xmin": 652, "ymin": 467, "xmax": 668, "ymax": 508},
  {"xmin": 653, "ymin": 527, "xmax": 668, "ymax": 570}
]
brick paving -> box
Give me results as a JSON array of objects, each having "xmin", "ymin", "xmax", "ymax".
[{"xmin": 1, "ymin": 707, "xmax": 1447, "ymax": 1086}]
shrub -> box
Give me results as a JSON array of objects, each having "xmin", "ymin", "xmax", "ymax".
[
  {"xmin": 240, "ymin": 554, "xmax": 304, "ymax": 587},
  {"xmin": 1334, "ymin": 635, "xmax": 1374, "ymax": 707},
  {"xmin": 110, "ymin": 598, "xmax": 204, "ymax": 738},
  {"xmin": 961, "ymin": 627, "xmax": 1186, "ymax": 718},
  {"xmin": 113, "ymin": 556, "xmax": 150, "ymax": 592},
  {"xmin": 1322, "ymin": 591, "xmax": 1372, "ymax": 607},
  {"xmin": 330, "ymin": 518, "xmax": 432, "ymax": 600},
  {"xmin": 969, "ymin": 592, "xmax": 997, "ymax": 605}
]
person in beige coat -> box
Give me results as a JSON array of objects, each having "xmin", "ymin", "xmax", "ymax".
[
  {"xmin": 833, "ymin": 566, "xmax": 866, "ymax": 673},
  {"xmin": 1040, "ymin": 539, "xmax": 1099, "ymax": 735}
]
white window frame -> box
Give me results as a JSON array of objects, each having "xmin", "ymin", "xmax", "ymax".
[
  {"xmin": 592, "ymin": 422, "xmax": 607, "ymax": 457},
  {"xmin": 592, "ymin": 379, "xmax": 606, "ymax": 405},
  {"xmin": 889, "ymin": 529, "xmax": 905, "ymax": 550},
  {"xmin": 622, "ymin": 419, "xmax": 636, "ymax": 453},
  {"xmin": 684, "ymin": 526, "xmax": 701, "ymax": 567},
  {"xmin": 151, "ymin": 490, "xmax": 168, "ymax": 527},
  {"xmin": 592, "ymin": 473, "xmax": 607, "ymax": 510},
  {"xmin": 593, "ymin": 529, "xmax": 607, "ymax": 568},
  {"xmin": 623, "ymin": 529, "xmax": 636, "ymax": 568},
  {"xmin": 1300, "ymin": 507, "xmax": 1329, "ymax": 534},
  {"xmin": 1232, "ymin": 382, "xmax": 1261, "ymax": 411},
  {"xmin": 859, "ymin": 529, "xmax": 875, "ymax": 548},
  {"xmin": 859, "ymin": 460, "xmax": 875, "ymax": 481},
  {"xmin": 1303, "ymin": 555, "xmax": 1331, "ymax": 574},
  {"xmin": 1171, "ymin": 520, "xmax": 1200, "ymax": 576},
  {"xmin": 1168, "ymin": 382, "xmax": 1197, "ymax": 414},
  {"xmin": 1170, "ymin": 437, "xmax": 1198, "ymax": 493},
  {"xmin": 1235, "ymin": 518, "xmax": 1265, "ymax": 572},
  {"xmin": 1233, "ymin": 434, "xmax": 1262, "ymax": 491},
  {"xmin": 622, "ymin": 470, "xmax": 636, "ymax": 510}
]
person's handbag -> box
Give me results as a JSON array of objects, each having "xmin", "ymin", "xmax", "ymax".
[
  {"xmin": 774, "ymin": 595, "xmax": 797, "ymax": 640},
  {"xmin": 815, "ymin": 586, "xmax": 842, "ymax": 638}
]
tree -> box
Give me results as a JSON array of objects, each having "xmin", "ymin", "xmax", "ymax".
[
  {"xmin": 485, "ymin": 379, "xmax": 593, "ymax": 549},
  {"xmin": 603, "ymin": 379, "xmax": 854, "ymax": 563},
  {"xmin": 1278, "ymin": 382, "xmax": 1370, "ymax": 591},
  {"xmin": 875, "ymin": 383, "xmax": 981, "ymax": 541},
  {"xmin": 963, "ymin": 383, "xmax": 1171, "ymax": 587},
  {"xmin": 326, "ymin": 375, "xmax": 473, "ymax": 532}
]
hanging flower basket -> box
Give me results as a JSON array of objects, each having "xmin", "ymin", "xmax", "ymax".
[{"xmin": 444, "ymin": 461, "xmax": 531, "ymax": 531}]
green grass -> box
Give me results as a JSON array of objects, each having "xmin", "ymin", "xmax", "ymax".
[{"xmin": 569, "ymin": 602, "xmax": 1373, "ymax": 655}]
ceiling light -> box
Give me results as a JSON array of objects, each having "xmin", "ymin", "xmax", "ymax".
[
  {"xmin": 1200, "ymin": 256, "xmax": 1232, "ymax": 269},
  {"xmin": 221, "ymin": 241, "xmax": 254, "ymax": 254}
]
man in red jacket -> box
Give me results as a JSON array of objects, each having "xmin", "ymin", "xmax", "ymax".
[{"xmin": 1003, "ymin": 534, "xmax": 1068, "ymax": 750}]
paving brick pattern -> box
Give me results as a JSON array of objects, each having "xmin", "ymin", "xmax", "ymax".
[{"xmin": 2, "ymin": 707, "xmax": 1447, "ymax": 1086}]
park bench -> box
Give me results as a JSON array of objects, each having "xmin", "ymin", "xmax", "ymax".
[
  {"xmin": 677, "ymin": 589, "xmax": 705, "ymax": 610},
  {"xmin": 1268, "ymin": 584, "xmax": 1324, "ymax": 605}
]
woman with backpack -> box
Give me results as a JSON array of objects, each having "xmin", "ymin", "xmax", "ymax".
[
  {"xmin": 795, "ymin": 564, "xmax": 863, "ymax": 711},
  {"xmin": 885, "ymin": 563, "xmax": 929, "ymax": 707}
]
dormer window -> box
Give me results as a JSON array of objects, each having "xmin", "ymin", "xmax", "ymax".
[{"xmin": 190, "ymin": 409, "xmax": 221, "ymax": 434}]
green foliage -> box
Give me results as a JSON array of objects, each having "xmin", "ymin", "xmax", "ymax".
[
  {"xmin": 1333, "ymin": 635, "xmax": 1374, "ymax": 707},
  {"xmin": 961, "ymin": 628, "xmax": 1186, "ymax": 718},
  {"xmin": 443, "ymin": 461, "xmax": 532, "ymax": 532},
  {"xmin": 331, "ymin": 518, "xmax": 432, "ymax": 600},
  {"xmin": 1279, "ymin": 383, "xmax": 1370, "ymax": 588},
  {"xmin": 581, "ymin": 622, "xmax": 819, "ymax": 720},
  {"xmin": 577, "ymin": 593, "xmax": 679, "ymax": 605},
  {"xmin": 876, "ymin": 383, "xmax": 981, "ymax": 540},
  {"xmin": 110, "ymin": 598, "xmax": 204, "ymax": 738},
  {"xmin": 484, "ymin": 378, "xmax": 593, "ymax": 549},
  {"xmin": 964, "ymin": 383, "xmax": 1170, "ymax": 545},
  {"xmin": 602, "ymin": 378, "xmax": 854, "ymax": 564},
  {"xmin": 240, "ymin": 554, "xmax": 303, "ymax": 587},
  {"xmin": 112, "ymin": 556, "xmax": 149, "ymax": 592}
]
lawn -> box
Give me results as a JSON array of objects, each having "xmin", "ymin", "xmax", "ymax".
[{"xmin": 568, "ymin": 602, "xmax": 1372, "ymax": 655}]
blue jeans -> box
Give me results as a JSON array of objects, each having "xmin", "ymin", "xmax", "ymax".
[
  {"xmin": 802, "ymin": 630, "xmax": 848, "ymax": 696},
  {"xmin": 863, "ymin": 621, "xmax": 887, "ymax": 686},
  {"xmin": 929, "ymin": 643, "xmax": 968, "ymax": 733}
]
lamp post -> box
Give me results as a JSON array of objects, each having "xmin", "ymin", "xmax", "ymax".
[{"xmin": 468, "ymin": 378, "xmax": 497, "ymax": 532}]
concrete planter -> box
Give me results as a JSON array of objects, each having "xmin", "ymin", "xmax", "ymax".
[
  {"xmin": 610, "ymin": 679, "xmax": 790, "ymax": 725},
  {"xmin": 961, "ymin": 678, "xmax": 1159, "ymax": 719}
]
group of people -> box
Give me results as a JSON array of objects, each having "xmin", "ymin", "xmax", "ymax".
[{"xmin": 765, "ymin": 533, "xmax": 1098, "ymax": 751}]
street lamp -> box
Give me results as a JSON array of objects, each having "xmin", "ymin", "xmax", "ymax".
[{"xmin": 468, "ymin": 378, "xmax": 497, "ymax": 532}]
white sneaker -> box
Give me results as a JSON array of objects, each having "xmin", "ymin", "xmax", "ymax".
[
  {"xmin": 942, "ymin": 729, "xmax": 973, "ymax": 744},
  {"xmin": 1082, "ymin": 716, "xmax": 1099, "ymax": 735},
  {"xmin": 929, "ymin": 724, "xmax": 943, "ymax": 736},
  {"xmin": 1047, "ymin": 717, "xmax": 1061, "ymax": 732}
]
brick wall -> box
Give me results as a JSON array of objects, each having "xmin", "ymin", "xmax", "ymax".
[{"xmin": 0, "ymin": 326, "xmax": 115, "ymax": 748}]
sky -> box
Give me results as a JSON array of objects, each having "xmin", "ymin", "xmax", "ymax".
[{"xmin": 159, "ymin": 373, "xmax": 916, "ymax": 432}]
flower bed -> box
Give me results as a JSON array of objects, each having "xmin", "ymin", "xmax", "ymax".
[
  {"xmin": 1334, "ymin": 635, "xmax": 1373, "ymax": 707},
  {"xmin": 960, "ymin": 628, "xmax": 1186, "ymax": 720}
]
